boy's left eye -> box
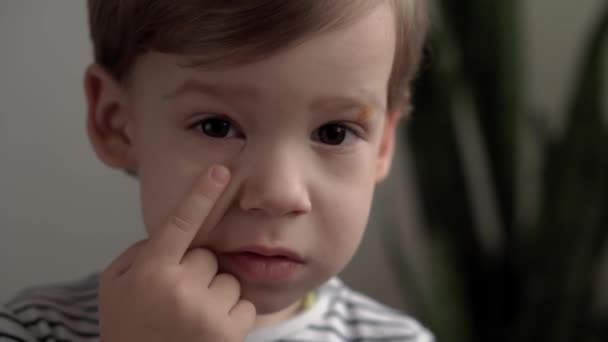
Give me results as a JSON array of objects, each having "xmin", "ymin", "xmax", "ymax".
[{"xmin": 312, "ymin": 123, "xmax": 360, "ymax": 146}]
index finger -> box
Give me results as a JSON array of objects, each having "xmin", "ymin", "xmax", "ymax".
[{"xmin": 144, "ymin": 165, "xmax": 230, "ymax": 265}]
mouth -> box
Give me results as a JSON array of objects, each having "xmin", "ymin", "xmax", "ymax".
[
  {"xmin": 219, "ymin": 246, "xmax": 305, "ymax": 282},
  {"xmin": 233, "ymin": 246, "xmax": 305, "ymax": 263}
]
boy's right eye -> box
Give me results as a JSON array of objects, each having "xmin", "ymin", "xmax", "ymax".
[{"xmin": 191, "ymin": 116, "xmax": 244, "ymax": 139}]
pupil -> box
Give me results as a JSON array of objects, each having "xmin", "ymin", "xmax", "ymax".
[
  {"xmin": 320, "ymin": 125, "xmax": 346, "ymax": 145},
  {"xmin": 203, "ymin": 119, "xmax": 230, "ymax": 138}
]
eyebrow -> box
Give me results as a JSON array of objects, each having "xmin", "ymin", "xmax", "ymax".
[
  {"xmin": 309, "ymin": 92, "xmax": 384, "ymax": 121},
  {"xmin": 164, "ymin": 79, "xmax": 385, "ymax": 119}
]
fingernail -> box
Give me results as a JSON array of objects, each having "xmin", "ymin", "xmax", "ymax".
[{"xmin": 210, "ymin": 165, "xmax": 230, "ymax": 185}]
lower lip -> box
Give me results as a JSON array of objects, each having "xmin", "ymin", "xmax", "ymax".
[{"xmin": 221, "ymin": 252, "xmax": 303, "ymax": 282}]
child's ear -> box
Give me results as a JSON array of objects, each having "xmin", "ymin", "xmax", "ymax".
[
  {"xmin": 375, "ymin": 89, "xmax": 413, "ymax": 182},
  {"xmin": 84, "ymin": 64, "xmax": 137, "ymax": 174},
  {"xmin": 375, "ymin": 108, "xmax": 402, "ymax": 183}
]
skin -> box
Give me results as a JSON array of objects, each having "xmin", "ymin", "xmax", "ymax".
[
  {"xmin": 85, "ymin": 2, "xmax": 403, "ymax": 339},
  {"xmin": 98, "ymin": 166, "xmax": 255, "ymax": 341}
]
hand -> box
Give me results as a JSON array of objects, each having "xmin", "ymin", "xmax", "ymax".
[{"xmin": 98, "ymin": 165, "xmax": 256, "ymax": 342}]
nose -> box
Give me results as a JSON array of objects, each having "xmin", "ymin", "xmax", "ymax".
[{"xmin": 237, "ymin": 145, "xmax": 312, "ymax": 217}]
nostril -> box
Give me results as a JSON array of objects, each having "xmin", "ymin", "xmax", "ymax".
[
  {"xmin": 245, "ymin": 207, "xmax": 266, "ymax": 215},
  {"xmin": 238, "ymin": 182, "xmax": 311, "ymax": 217}
]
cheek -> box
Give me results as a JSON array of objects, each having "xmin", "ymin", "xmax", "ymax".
[
  {"xmin": 312, "ymin": 151, "xmax": 377, "ymax": 273},
  {"xmin": 133, "ymin": 117, "xmax": 239, "ymax": 235}
]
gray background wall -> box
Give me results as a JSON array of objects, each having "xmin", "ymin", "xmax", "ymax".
[{"xmin": 0, "ymin": 0, "xmax": 605, "ymax": 309}]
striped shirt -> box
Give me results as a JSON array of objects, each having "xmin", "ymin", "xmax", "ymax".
[{"xmin": 0, "ymin": 273, "xmax": 433, "ymax": 342}]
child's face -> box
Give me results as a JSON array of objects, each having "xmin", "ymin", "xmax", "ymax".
[{"xmin": 94, "ymin": 3, "xmax": 399, "ymax": 315}]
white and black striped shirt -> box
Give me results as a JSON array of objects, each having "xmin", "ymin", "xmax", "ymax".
[{"xmin": 0, "ymin": 273, "xmax": 433, "ymax": 342}]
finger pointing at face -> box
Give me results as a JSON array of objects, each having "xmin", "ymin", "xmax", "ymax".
[{"xmin": 142, "ymin": 165, "xmax": 231, "ymax": 266}]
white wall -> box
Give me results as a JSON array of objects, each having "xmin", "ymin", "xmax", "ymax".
[
  {"xmin": 0, "ymin": 0, "xmax": 605, "ymax": 312},
  {"xmin": 0, "ymin": 2, "xmax": 143, "ymax": 302}
]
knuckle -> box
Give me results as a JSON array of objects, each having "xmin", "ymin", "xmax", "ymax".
[
  {"xmin": 219, "ymin": 272, "xmax": 237, "ymax": 283},
  {"xmin": 170, "ymin": 289, "xmax": 199, "ymax": 320},
  {"xmin": 190, "ymin": 192, "xmax": 217, "ymax": 218},
  {"xmin": 132, "ymin": 264, "xmax": 166, "ymax": 289},
  {"xmin": 170, "ymin": 280, "xmax": 194, "ymax": 304},
  {"xmin": 217, "ymin": 273, "xmax": 239, "ymax": 290},
  {"xmin": 184, "ymin": 248, "xmax": 218, "ymax": 270},
  {"xmin": 239, "ymin": 300, "xmax": 256, "ymax": 321},
  {"xmin": 242, "ymin": 300, "xmax": 256, "ymax": 317},
  {"xmin": 193, "ymin": 188, "xmax": 216, "ymax": 207},
  {"xmin": 168, "ymin": 214, "xmax": 195, "ymax": 234},
  {"xmin": 227, "ymin": 302, "xmax": 255, "ymax": 338},
  {"xmin": 187, "ymin": 248, "xmax": 213, "ymax": 262}
]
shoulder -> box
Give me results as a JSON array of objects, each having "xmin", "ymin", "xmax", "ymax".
[
  {"xmin": 314, "ymin": 278, "xmax": 434, "ymax": 341},
  {"xmin": 1, "ymin": 273, "xmax": 100, "ymax": 341}
]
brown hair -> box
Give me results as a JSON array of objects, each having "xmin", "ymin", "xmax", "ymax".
[{"xmin": 88, "ymin": 0, "xmax": 428, "ymax": 112}]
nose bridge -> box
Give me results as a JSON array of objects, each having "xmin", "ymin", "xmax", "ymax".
[{"xmin": 237, "ymin": 140, "xmax": 311, "ymax": 216}]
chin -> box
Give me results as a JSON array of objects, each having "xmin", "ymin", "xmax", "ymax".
[{"xmin": 240, "ymin": 284, "xmax": 305, "ymax": 314}]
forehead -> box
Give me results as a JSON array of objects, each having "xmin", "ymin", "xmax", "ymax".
[{"xmin": 128, "ymin": 2, "xmax": 396, "ymax": 109}]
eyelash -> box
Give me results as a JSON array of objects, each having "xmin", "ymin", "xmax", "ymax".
[
  {"xmin": 189, "ymin": 114, "xmax": 245, "ymax": 139},
  {"xmin": 188, "ymin": 114, "xmax": 365, "ymax": 146},
  {"xmin": 311, "ymin": 121, "xmax": 363, "ymax": 146}
]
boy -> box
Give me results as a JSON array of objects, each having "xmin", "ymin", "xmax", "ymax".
[{"xmin": 0, "ymin": 0, "xmax": 432, "ymax": 341}]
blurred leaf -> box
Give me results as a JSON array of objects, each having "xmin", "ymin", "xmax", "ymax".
[{"xmin": 389, "ymin": 1, "xmax": 608, "ymax": 342}]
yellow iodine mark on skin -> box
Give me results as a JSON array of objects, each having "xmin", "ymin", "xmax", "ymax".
[{"xmin": 357, "ymin": 105, "xmax": 373, "ymax": 122}]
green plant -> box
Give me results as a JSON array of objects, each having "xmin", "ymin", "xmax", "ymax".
[{"xmin": 388, "ymin": 2, "xmax": 608, "ymax": 341}]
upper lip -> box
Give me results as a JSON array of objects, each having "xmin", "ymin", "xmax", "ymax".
[{"xmin": 229, "ymin": 245, "xmax": 305, "ymax": 263}]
